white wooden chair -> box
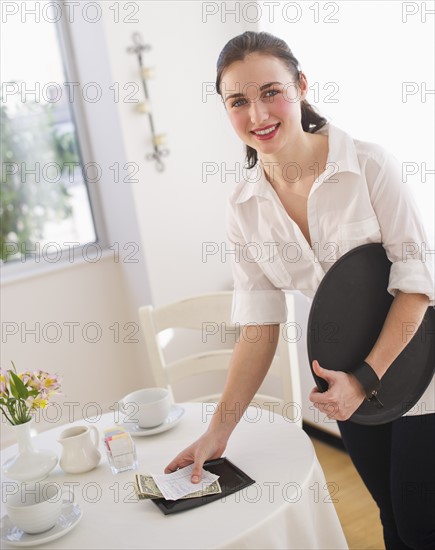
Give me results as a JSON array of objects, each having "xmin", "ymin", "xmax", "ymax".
[{"xmin": 138, "ymin": 291, "xmax": 303, "ymax": 428}]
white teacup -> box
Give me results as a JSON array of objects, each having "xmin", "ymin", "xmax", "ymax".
[
  {"xmin": 5, "ymin": 482, "xmax": 74, "ymax": 534},
  {"xmin": 120, "ymin": 387, "xmax": 170, "ymax": 428}
]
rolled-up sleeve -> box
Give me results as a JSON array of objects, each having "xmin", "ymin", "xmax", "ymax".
[
  {"xmin": 366, "ymin": 149, "xmax": 435, "ymax": 306},
  {"xmin": 225, "ymin": 200, "xmax": 287, "ymax": 325}
]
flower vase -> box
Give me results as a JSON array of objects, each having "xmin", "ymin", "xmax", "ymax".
[{"xmin": 2, "ymin": 419, "xmax": 58, "ymax": 483}]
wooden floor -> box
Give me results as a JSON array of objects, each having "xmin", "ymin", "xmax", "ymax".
[{"xmin": 310, "ymin": 436, "xmax": 385, "ymax": 550}]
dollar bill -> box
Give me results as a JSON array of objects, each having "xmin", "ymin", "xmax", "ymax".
[
  {"xmin": 135, "ymin": 474, "xmax": 163, "ymax": 499},
  {"xmin": 135, "ymin": 474, "xmax": 222, "ymax": 500}
]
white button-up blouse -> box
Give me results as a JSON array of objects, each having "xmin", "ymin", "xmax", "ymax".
[{"xmin": 225, "ymin": 121, "xmax": 435, "ymax": 416}]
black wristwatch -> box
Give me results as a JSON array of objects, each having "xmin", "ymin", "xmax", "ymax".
[{"xmin": 348, "ymin": 361, "xmax": 384, "ymax": 409}]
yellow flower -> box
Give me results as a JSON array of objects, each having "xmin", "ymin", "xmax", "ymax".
[
  {"xmin": 0, "ymin": 371, "xmax": 10, "ymax": 398},
  {"xmin": 31, "ymin": 397, "xmax": 48, "ymax": 409}
]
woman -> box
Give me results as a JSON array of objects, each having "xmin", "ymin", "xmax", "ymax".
[{"xmin": 165, "ymin": 31, "xmax": 435, "ymax": 550}]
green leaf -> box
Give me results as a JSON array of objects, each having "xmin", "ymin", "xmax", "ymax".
[
  {"xmin": 9, "ymin": 371, "xmax": 29, "ymax": 399},
  {"xmin": 8, "ymin": 379, "xmax": 19, "ymax": 399}
]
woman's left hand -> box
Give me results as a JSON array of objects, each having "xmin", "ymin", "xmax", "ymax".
[{"xmin": 309, "ymin": 360, "xmax": 366, "ymax": 421}]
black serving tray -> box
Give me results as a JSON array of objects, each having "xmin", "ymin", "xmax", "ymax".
[
  {"xmin": 307, "ymin": 243, "xmax": 435, "ymax": 425},
  {"xmin": 151, "ymin": 457, "xmax": 255, "ymax": 515}
]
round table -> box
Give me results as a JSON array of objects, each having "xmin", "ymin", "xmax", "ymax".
[{"xmin": 1, "ymin": 403, "xmax": 348, "ymax": 549}]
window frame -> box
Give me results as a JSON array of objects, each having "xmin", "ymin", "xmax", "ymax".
[{"xmin": 1, "ymin": 1, "xmax": 108, "ymax": 279}]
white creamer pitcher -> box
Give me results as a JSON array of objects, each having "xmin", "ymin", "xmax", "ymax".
[{"xmin": 57, "ymin": 425, "xmax": 101, "ymax": 474}]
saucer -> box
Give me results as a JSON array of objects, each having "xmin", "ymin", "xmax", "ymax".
[
  {"xmin": 118, "ymin": 404, "xmax": 185, "ymax": 436},
  {"xmin": 0, "ymin": 502, "xmax": 82, "ymax": 547}
]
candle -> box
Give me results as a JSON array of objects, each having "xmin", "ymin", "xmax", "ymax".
[
  {"xmin": 135, "ymin": 101, "xmax": 150, "ymax": 114},
  {"xmin": 141, "ymin": 67, "xmax": 155, "ymax": 79},
  {"xmin": 153, "ymin": 134, "xmax": 166, "ymax": 146}
]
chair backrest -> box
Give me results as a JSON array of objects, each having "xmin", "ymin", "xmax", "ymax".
[{"xmin": 138, "ymin": 291, "xmax": 302, "ymax": 428}]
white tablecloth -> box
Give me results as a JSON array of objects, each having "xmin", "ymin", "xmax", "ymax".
[{"xmin": 1, "ymin": 403, "xmax": 348, "ymax": 549}]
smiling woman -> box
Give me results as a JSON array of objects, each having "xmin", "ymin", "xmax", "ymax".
[
  {"xmin": 165, "ymin": 31, "xmax": 435, "ymax": 550},
  {"xmin": 216, "ymin": 46, "xmax": 331, "ymax": 249},
  {"xmin": 216, "ymin": 39, "xmax": 327, "ymax": 171}
]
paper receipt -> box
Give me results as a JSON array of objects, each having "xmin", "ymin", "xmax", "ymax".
[{"xmin": 151, "ymin": 464, "xmax": 219, "ymax": 500}]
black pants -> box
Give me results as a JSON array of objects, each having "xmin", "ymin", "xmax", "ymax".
[{"xmin": 336, "ymin": 413, "xmax": 435, "ymax": 550}]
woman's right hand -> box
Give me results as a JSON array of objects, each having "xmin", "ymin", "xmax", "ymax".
[
  {"xmin": 163, "ymin": 326, "xmax": 281, "ymax": 483},
  {"xmin": 164, "ymin": 430, "xmax": 228, "ymax": 483}
]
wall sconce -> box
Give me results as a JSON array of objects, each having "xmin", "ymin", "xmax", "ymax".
[{"xmin": 127, "ymin": 32, "xmax": 169, "ymax": 172}]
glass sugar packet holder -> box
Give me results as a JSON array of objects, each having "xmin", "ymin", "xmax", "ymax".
[{"xmin": 103, "ymin": 426, "xmax": 138, "ymax": 474}]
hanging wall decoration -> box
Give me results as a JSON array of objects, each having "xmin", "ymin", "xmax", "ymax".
[{"xmin": 127, "ymin": 32, "xmax": 169, "ymax": 172}]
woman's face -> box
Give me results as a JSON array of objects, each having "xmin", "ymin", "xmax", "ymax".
[{"xmin": 220, "ymin": 53, "xmax": 307, "ymax": 155}]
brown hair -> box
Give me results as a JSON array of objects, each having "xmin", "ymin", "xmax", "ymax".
[{"xmin": 215, "ymin": 31, "xmax": 328, "ymax": 169}]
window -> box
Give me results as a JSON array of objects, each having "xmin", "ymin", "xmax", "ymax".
[{"xmin": 1, "ymin": 1, "xmax": 102, "ymax": 268}]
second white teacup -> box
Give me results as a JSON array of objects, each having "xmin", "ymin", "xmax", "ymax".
[
  {"xmin": 5, "ymin": 482, "xmax": 74, "ymax": 534},
  {"xmin": 120, "ymin": 387, "xmax": 170, "ymax": 428}
]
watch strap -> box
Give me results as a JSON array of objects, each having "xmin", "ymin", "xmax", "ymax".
[{"xmin": 348, "ymin": 361, "xmax": 384, "ymax": 408}]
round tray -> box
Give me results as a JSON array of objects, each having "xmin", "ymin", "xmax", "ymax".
[{"xmin": 307, "ymin": 243, "xmax": 435, "ymax": 424}]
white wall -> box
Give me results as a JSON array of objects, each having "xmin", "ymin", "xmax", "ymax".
[{"xmin": 100, "ymin": 1, "xmax": 257, "ymax": 306}]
